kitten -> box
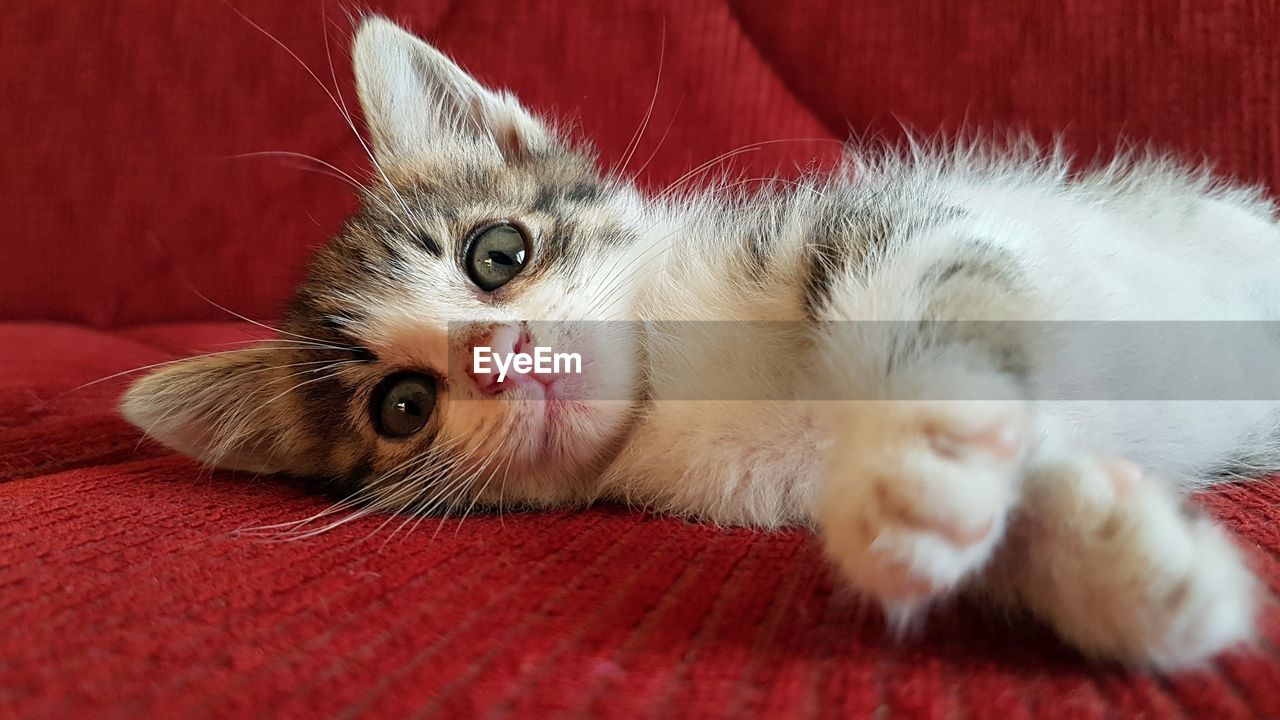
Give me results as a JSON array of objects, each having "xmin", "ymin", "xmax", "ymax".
[{"xmin": 122, "ymin": 16, "xmax": 1280, "ymax": 669}]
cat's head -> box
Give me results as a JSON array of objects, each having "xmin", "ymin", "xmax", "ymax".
[{"xmin": 121, "ymin": 17, "xmax": 654, "ymax": 510}]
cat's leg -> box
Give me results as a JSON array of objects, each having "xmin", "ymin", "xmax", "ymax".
[
  {"xmin": 813, "ymin": 357, "xmax": 1033, "ymax": 621},
  {"xmin": 978, "ymin": 453, "xmax": 1257, "ymax": 668},
  {"xmin": 802, "ymin": 217, "xmax": 1261, "ymax": 660},
  {"xmin": 806, "ymin": 239, "xmax": 1042, "ymax": 619}
]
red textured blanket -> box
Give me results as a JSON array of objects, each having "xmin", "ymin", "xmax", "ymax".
[{"xmin": 4, "ymin": 322, "xmax": 1280, "ymax": 718}]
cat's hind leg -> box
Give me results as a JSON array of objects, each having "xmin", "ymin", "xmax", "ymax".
[
  {"xmin": 980, "ymin": 454, "xmax": 1258, "ymax": 668},
  {"xmin": 801, "ymin": 203, "xmax": 1260, "ymax": 662}
]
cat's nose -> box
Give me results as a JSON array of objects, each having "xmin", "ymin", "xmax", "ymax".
[
  {"xmin": 465, "ymin": 323, "xmax": 525, "ymax": 395},
  {"xmin": 466, "ymin": 322, "xmax": 573, "ymax": 395}
]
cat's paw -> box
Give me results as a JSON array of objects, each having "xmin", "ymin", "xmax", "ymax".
[
  {"xmin": 817, "ymin": 399, "xmax": 1029, "ymax": 617},
  {"xmin": 1016, "ymin": 456, "xmax": 1257, "ymax": 669}
]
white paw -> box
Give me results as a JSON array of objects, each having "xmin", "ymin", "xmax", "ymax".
[
  {"xmin": 1019, "ymin": 457, "xmax": 1258, "ymax": 669},
  {"xmin": 817, "ymin": 399, "xmax": 1029, "ymax": 615}
]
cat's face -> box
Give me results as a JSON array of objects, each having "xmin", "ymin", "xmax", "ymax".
[{"xmin": 122, "ymin": 18, "xmax": 653, "ymax": 511}]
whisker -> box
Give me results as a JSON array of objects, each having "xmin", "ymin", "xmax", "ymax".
[
  {"xmin": 321, "ymin": 0, "xmax": 356, "ymax": 140},
  {"xmin": 617, "ymin": 25, "xmax": 665, "ymax": 174},
  {"xmin": 493, "ymin": 448, "xmax": 517, "ymax": 528},
  {"xmin": 221, "ymin": 1, "xmax": 421, "ymax": 239},
  {"xmin": 452, "ymin": 451, "xmax": 505, "ymax": 537},
  {"xmin": 367, "ymin": 440, "xmax": 490, "ymax": 546},
  {"xmin": 227, "ymin": 151, "xmax": 369, "ymax": 190},
  {"xmin": 659, "ymin": 147, "xmax": 763, "ymax": 198},
  {"xmin": 255, "ymin": 431, "xmax": 473, "ymax": 542},
  {"xmin": 189, "ymin": 289, "xmax": 359, "ymax": 350},
  {"xmin": 631, "ymin": 94, "xmax": 683, "ymax": 180},
  {"xmin": 658, "ymin": 137, "xmax": 844, "ymax": 198},
  {"xmin": 223, "ymin": 338, "xmax": 360, "ymax": 351},
  {"xmin": 584, "ymin": 222, "xmax": 687, "ymax": 318},
  {"xmin": 428, "ymin": 446, "xmax": 502, "ymax": 540},
  {"xmin": 378, "ymin": 457, "xmax": 475, "ymax": 548},
  {"xmin": 717, "ymin": 176, "xmax": 828, "ymax": 200},
  {"xmin": 409, "ymin": 436, "xmax": 493, "ymax": 518},
  {"xmin": 401, "ymin": 448, "xmax": 491, "ymax": 541},
  {"xmin": 59, "ymin": 345, "xmax": 344, "ymax": 397},
  {"xmin": 241, "ymin": 452, "xmax": 437, "ymax": 541}
]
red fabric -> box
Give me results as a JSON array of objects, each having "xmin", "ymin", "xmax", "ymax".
[
  {"xmin": 4, "ymin": 323, "xmax": 1280, "ymax": 718},
  {"xmin": 4, "ymin": 1, "xmax": 1278, "ymax": 326},
  {"xmin": 3, "ymin": 2, "xmax": 1280, "ymax": 717}
]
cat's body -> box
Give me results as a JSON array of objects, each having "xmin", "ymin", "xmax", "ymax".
[
  {"xmin": 123, "ymin": 17, "xmax": 1276, "ymax": 670},
  {"xmin": 610, "ymin": 148, "xmax": 1280, "ymax": 526}
]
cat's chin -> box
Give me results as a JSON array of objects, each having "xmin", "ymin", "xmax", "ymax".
[
  {"xmin": 514, "ymin": 392, "xmax": 616, "ymax": 457},
  {"xmin": 490, "ymin": 391, "xmax": 637, "ymax": 505}
]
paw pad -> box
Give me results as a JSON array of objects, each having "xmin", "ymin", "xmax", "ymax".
[
  {"xmin": 925, "ymin": 419, "xmax": 1023, "ymax": 462},
  {"xmin": 1102, "ymin": 458, "xmax": 1142, "ymax": 496}
]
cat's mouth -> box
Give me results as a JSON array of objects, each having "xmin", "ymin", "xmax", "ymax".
[
  {"xmin": 514, "ymin": 373, "xmax": 589, "ymax": 438},
  {"xmin": 458, "ymin": 325, "xmax": 643, "ymax": 484},
  {"xmin": 506, "ymin": 369, "xmax": 613, "ymax": 460}
]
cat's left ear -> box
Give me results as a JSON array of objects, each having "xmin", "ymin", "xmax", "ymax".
[
  {"xmin": 120, "ymin": 346, "xmax": 320, "ymax": 476},
  {"xmin": 352, "ymin": 16, "xmax": 554, "ymax": 167}
]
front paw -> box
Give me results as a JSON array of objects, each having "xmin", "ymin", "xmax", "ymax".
[{"xmin": 817, "ymin": 399, "xmax": 1029, "ymax": 618}]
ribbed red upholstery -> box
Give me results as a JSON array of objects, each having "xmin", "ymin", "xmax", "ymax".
[{"xmin": 3, "ymin": 2, "xmax": 1279, "ymax": 717}]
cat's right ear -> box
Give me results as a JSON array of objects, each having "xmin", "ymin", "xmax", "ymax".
[{"xmin": 352, "ymin": 16, "xmax": 554, "ymax": 167}]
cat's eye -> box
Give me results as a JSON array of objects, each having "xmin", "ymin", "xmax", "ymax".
[
  {"xmin": 371, "ymin": 372, "xmax": 436, "ymax": 438},
  {"xmin": 464, "ymin": 222, "xmax": 529, "ymax": 292}
]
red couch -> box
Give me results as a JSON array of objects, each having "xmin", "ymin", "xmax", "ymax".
[{"xmin": 5, "ymin": 2, "xmax": 1280, "ymax": 717}]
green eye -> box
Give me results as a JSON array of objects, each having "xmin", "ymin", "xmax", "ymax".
[
  {"xmin": 464, "ymin": 223, "xmax": 529, "ymax": 292},
  {"xmin": 372, "ymin": 372, "xmax": 436, "ymax": 438}
]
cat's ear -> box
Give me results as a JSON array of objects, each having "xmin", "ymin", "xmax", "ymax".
[
  {"xmin": 120, "ymin": 346, "xmax": 316, "ymax": 475},
  {"xmin": 352, "ymin": 16, "xmax": 553, "ymax": 166}
]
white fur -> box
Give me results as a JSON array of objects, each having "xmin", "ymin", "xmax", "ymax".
[{"xmin": 598, "ymin": 145, "xmax": 1275, "ymax": 668}]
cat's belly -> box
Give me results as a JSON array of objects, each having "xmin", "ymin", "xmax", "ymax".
[{"xmin": 970, "ymin": 184, "xmax": 1280, "ymax": 322}]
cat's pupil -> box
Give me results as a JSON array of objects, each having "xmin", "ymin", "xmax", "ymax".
[
  {"xmin": 488, "ymin": 250, "xmax": 515, "ymax": 266},
  {"xmin": 396, "ymin": 399, "xmax": 421, "ymax": 417}
]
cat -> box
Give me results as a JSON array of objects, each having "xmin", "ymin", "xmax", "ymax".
[{"xmin": 121, "ymin": 16, "xmax": 1280, "ymax": 669}]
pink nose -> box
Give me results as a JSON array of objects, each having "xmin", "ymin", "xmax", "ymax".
[{"xmin": 465, "ymin": 323, "xmax": 565, "ymax": 395}]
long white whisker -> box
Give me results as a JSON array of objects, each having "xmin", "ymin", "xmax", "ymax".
[
  {"xmin": 429, "ymin": 445, "xmax": 502, "ymax": 540},
  {"xmin": 659, "ymin": 147, "xmax": 762, "ymax": 198},
  {"xmin": 265, "ymin": 431, "xmax": 472, "ymax": 542},
  {"xmin": 378, "ymin": 449, "xmax": 483, "ymax": 548},
  {"xmin": 717, "ymin": 176, "xmax": 828, "ymax": 200},
  {"xmin": 658, "ymin": 137, "xmax": 844, "ymax": 199},
  {"xmin": 494, "ymin": 448, "xmax": 516, "ymax": 529},
  {"xmin": 410, "ymin": 439, "xmax": 494, "ymax": 521},
  {"xmin": 223, "ymin": 2, "xmax": 421, "ymax": 239},
  {"xmin": 584, "ymin": 223, "xmax": 687, "ymax": 318},
  {"xmin": 243, "ymin": 444, "xmax": 455, "ymax": 541},
  {"xmin": 224, "ymin": 338, "xmax": 359, "ymax": 351},
  {"xmin": 617, "ymin": 26, "xmax": 665, "ymax": 173},
  {"xmin": 228, "ymin": 151, "xmax": 368, "ymax": 189},
  {"xmin": 189, "ymin": 289, "xmax": 358, "ymax": 349},
  {"xmin": 60, "ymin": 345, "xmax": 350, "ymax": 397},
  {"xmin": 631, "ymin": 94, "xmax": 682, "ymax": 180},
  {"xmin": 453, "ymin": 451, "xmax": 505, "ymax": 537},
  {"xmin": 363, "ymin": 444, "xmax": 482, "ymax": 546}
]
